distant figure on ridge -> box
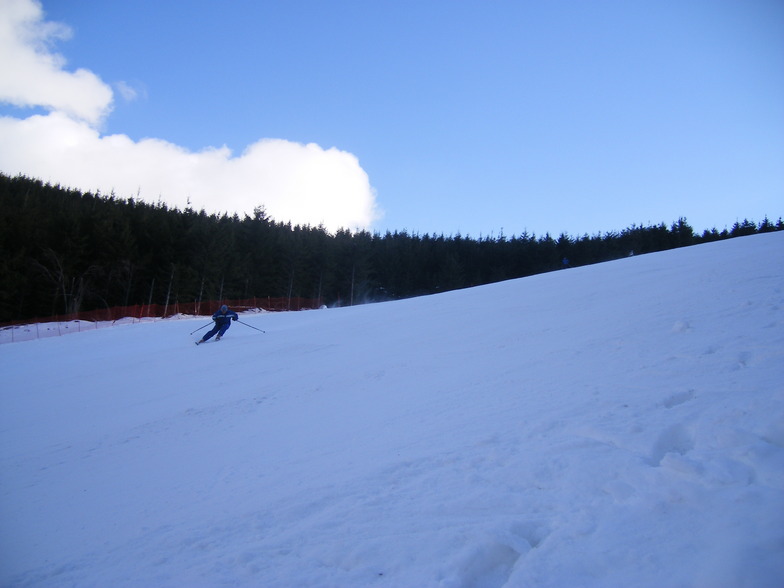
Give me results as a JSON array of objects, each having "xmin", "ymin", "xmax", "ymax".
[{"xmin": 196, "ymin": 304, "xmax": 238, "ymax": 344}]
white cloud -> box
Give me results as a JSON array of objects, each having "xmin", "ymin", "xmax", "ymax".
[
  {"xmin": 0, "ymin": 112, "xmax": 381, "ymax": 231},
  {"xmin": 114, "ymin": 81, "xmax": 139, "ymax": 102},
  {"xmin": 0, "ymin": 0, "xmax": 380, "ymax": 232},
  {"xmin": 0, "ymin": 0, "xmax": 113, "ymax": 124}
]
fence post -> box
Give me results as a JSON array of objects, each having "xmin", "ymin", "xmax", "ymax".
[{"xmin": 163, "ymin": 265, "xmax": 174, "ymax": 318}]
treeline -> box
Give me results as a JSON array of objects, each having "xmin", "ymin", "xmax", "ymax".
[{"xmin": 1, "ymin": 173, "xmax": 781, "ymax": 323}]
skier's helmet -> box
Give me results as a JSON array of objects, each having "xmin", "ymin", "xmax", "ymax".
[{"xmin": 220, "ymin": 304, "xmax": 228, "ymax": 313}]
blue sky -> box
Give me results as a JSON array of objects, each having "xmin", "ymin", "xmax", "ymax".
[{"xmin": 1, "ymin": 0, "xmax": 782, "ymax": 237}]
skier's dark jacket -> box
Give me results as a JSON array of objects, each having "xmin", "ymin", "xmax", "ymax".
[{"xmin": 212, "ymin": 308, "xmax": 239, "ymax": 325}]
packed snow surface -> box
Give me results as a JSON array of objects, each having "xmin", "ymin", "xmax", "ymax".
[{"xmin": 2, "ymin": 233, "xmax": 783, "ymax": 587}]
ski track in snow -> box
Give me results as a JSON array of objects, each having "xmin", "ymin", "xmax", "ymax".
[{"xmin": 1, "ymin": 233, "xmax": 783, "ymax": 587}]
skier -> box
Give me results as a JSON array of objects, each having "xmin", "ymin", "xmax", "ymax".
[{"xmin": 196, "ymin": 304, "xmax": 238, "ymax": 344}]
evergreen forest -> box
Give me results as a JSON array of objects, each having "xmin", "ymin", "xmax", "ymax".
[{"xmin": 1, "ymin": 173, "xmax": 781, "ymax": 324}]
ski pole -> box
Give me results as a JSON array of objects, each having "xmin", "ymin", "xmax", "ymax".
[
  {"xmin": 237, "ymin": 319, "xmax": 265, "ymax": 333},
  {"xmin": 190, "ymin": 321, "xmax": 213, "ymax": 335}
]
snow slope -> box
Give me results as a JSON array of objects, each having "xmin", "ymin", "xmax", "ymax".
[{"xmin": 1, "ymin": 233, "xmax": 783, "ymax": 588}]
